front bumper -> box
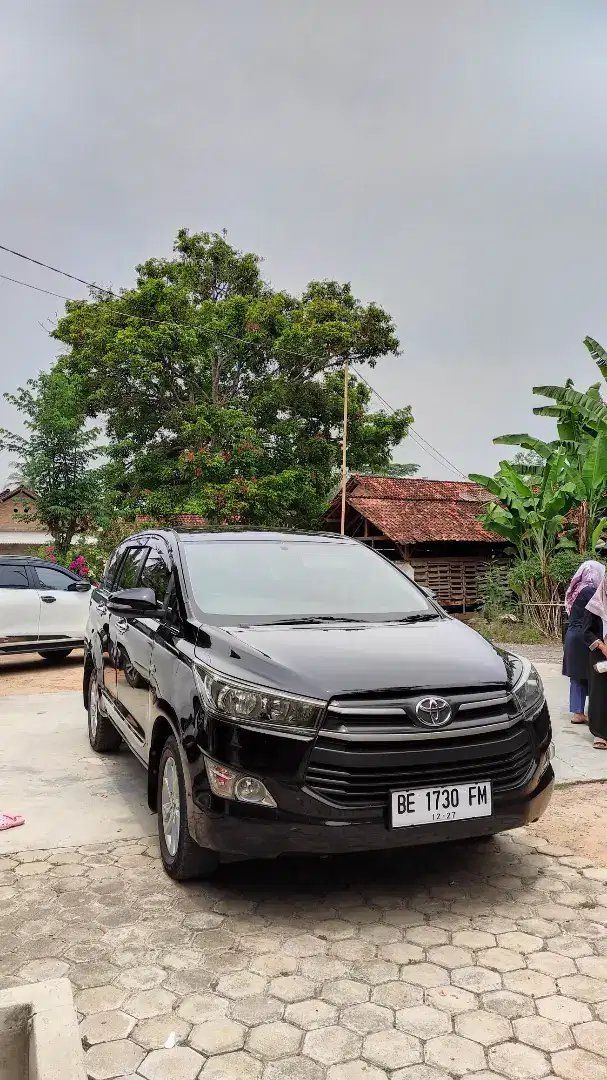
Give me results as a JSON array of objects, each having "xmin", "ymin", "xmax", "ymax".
[{"xmin": 187, "ymin": 761, "xmax": 554, "ymax": 859}]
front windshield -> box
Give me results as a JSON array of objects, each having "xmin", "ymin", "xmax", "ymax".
[{"xmin": 180, "ymin": 538, "xmax": 436, "ymax": 623}]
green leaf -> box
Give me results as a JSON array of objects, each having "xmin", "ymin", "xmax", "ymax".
[
  {"xmin": 592, "ymin": 518, "xmax": 607, "ymax": 555},
  {"xmin": 498, "ymin": 460, "xmax": 533, "ymax": 499},
  {"xmin": 493, "ymin": 434, "xmax": 553, "ymax": 459},
  {"xmin": 584, "ymin": 336, "xmax": 607, "ymax": 380},
  {"xmin": 534, "ymin": 385, "xmax": 607, "ymax": 430}
]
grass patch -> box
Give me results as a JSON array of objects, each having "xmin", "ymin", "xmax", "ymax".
[{"xmin": 469, "ymin": 618, "xmax": 554, "ymax": 645}]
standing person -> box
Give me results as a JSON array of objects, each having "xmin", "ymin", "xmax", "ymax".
[
  {"xmin": 563, "ymin": 560, "xmax": 605, "ymax": 724},
  {"xmin": 583, "ymin": 576, "xmax": 607, "ymax": 749}
]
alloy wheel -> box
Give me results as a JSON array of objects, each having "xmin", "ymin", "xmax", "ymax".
[
  {"xmin": 89, "ymin": 679, "xmax": 99, "ymax": 739},
  {"xmin": 161, "ymin": 755, "xmax": 180, "ymax": 857}
]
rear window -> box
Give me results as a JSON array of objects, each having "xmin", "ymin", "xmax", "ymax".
[{"xmin": 0, "ymin": 564, "xmax": 28, "ymax": 589}]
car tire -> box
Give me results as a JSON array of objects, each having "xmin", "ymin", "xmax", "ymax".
[
  {"xmin": 123, "ymin": 656, "xmax": 145, "ymax": 689},
  {"xmin": 158, "ymin": 735, "xmax": 219, "ymax": 881},
  {"xmin": 88, "ymin": 673, "xmax": 122, "ymax": 753},
  {"xmin": 38, "ymin": 649, "xmax": 73, "ymax": 662}
]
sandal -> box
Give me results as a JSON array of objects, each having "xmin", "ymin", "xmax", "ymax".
[
  {"xmin": 592, "ymin": 739, "xmax": 607, "ymax": 750},
  {"xmin": 0, "ymin": 813, "xmax": 25, "ymax": 832},
  {"xmin": 571, "ymin": 714, "xmax": 588, "ymax": 724}
]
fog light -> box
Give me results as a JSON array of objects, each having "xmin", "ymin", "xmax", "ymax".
[
  {"xmin": 205, "ymin": 759, "xmax": 238, "ymax": 798},
  {"xmin": 204, "ymin": 758, "xmax": 276, "ymax": 807},
  {"xmin": 234, "ymin": 776, "xmax": 276, "ymax": 807}
]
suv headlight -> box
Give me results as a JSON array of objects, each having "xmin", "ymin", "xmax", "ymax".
[
  {"xmin": 509, "ymin": 655, "xmax": 544, "ymax": 717},
  {"xmin": 193, "ymin": 663, "xmax": 325, "ymax": 737}
]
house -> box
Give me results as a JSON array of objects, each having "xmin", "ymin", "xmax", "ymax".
[
  {"xmin": 0, "ymin": 485, "xmax": 52, "ymax": 553},
  {"xmin": 325, "ymin": 475, "xmax": 508, "ymax": 610}
]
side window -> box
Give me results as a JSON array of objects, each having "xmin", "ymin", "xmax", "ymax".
[
  {"xmin": 102, "ymin": 547, "xmax": 124, "ymax": 592},
  {"xmin": 34, "ymin": 567, "xmax": 74, "ymax": 591},
  {"xmin": 0, "ymin": 564, "xmax": 29, "ymax": 589},
  {"xmin": 163, "ymin": 580, "xmax": 182, "ymax": 628},
  {"xmin": 115, "ymin": 548, "xmax": 147, "ymax": 590},
  {"xmin": 139, "ymin": 548, "xmax": 171, "ymax": 603}
]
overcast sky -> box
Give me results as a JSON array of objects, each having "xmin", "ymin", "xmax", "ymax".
[{"xmin": 2, "ymin": 0, "xmax": 607, "ymax": 482}]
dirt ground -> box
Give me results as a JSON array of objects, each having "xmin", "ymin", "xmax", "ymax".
[
  {"xmin": 0, "ymin": 650, "xmax": 84, "ymax": 694},
  {"xmin": 529, "ymin": 780, "xmax": 607, "ymax": 866}
]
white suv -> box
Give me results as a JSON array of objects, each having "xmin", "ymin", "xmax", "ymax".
[{"xmin": 0, "ymin": 556, "xmax": 91, "ymax": 661}]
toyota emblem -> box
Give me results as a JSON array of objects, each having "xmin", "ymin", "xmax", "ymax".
[{"xmin": 415, "ymin": 696, "xmax": 452, "ymax": 728}]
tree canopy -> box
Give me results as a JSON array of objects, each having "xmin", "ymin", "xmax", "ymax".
[
  {"xmin": 52, "ymin": 229, "xmax": 411, "ymax": 526},
  {"xmin": 0, "ymin": 370, "xmax": 103, "ymax": 557}
]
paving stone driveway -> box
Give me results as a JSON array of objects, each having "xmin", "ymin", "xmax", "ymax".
[{"xmin": 2, "ymin": 831, "xmax": 607, "ymax": 1080}]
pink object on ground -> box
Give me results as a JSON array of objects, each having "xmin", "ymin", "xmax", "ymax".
[{"xmin": 0, "ymin": 813, "xmax": 25, "ymax": 831}]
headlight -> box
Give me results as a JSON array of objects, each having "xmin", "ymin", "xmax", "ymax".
[
  {"xmin": 509, "ymin": 655, "xmax": 544, "ymax": 717},
  {"xmin": 193, "ymin": 663, "xmax": 325, "ymax": 736}
]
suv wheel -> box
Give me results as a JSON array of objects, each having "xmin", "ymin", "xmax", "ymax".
[
  {"xmin": 39, "ymin": 649, "xmax": 73, "ymax": 662},
  {"xmin": 158, "ymin": 736, "xmax": 219, "ymax": 881},
  {"xmin": 88, "ymin": 673, "xmax": 121, "ymax": 753}
]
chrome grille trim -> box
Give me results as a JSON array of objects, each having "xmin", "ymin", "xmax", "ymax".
[{"xmin": 321, "ymin": 686, "xmax": 519, "ymax": 742}]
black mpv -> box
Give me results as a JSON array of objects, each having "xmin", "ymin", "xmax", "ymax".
[{"xmin": 84, "ymin": 529, "xmax": 554, "ymax": 880}]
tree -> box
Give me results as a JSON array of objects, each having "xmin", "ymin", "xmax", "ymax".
[
  {"xmin": 494, "ymin": 336, "xmax": 607, "ymax": 553},
  {"xmin": 532, "ymin": 337, "xmax": 607, "ymax": 441},
  {"xmin": 52, "ymin": 229, "xmax": 411, "ymax": 527},
  {"xmin": 357, "ymin": 462, "xmax": 419, "ymax": 478},
  {"xmin": 0, "ymin": 371, "xmax": 103, "ymax": 558},
  {"xmin": 469, "ymin": 453, "xmax": 576, "ymax": 636}
]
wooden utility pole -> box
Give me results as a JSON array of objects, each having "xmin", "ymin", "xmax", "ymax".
[{"xmin": 340, "ymin": 360, "xmax": 349, "ymax": 535}]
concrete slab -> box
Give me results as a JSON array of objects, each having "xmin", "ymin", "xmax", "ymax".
[
  {"xmin": 0, "ymin": 692, "xmax": 153, "ymax": 855},
  {"xmin": 538, "ymin": 662, "xmax": 607, "ymax": 783},
  {"xmin": 0, "ymin": 980, "xmax": 85, "ymax": 1080}
]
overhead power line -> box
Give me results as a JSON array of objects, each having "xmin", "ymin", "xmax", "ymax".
[
  {"xmin": 351, "ymin": 365, "xmax": 468, "ymax": 480},
  {"xmin": 0, "ymin": 243, "xmax": 108, "ymax": 293},
  {"xmin": 0, "ymin": 241, "xmax": 468, "ymax": 480},
  {"xmin": 0, "ymin": 272, "xmax": 74, "ymax": 302}
]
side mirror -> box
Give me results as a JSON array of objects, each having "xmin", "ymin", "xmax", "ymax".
[
  {"xmin": 108, "ymin": 587, "xmax": 157, "ymax": 615},
  {"xmin": 420, "ymin": 586, "xmax": 436, "ymax": 600},
  {"xmin": 68, "ymin": 580, "xmax": 91, "ymax": 593}
]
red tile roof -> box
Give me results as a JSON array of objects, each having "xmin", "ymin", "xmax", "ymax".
[
  {"xmin": 341, "ymin": 476, "xmax": 501, "ymax": 544},
  {"xmin": 170, "ymin": 514, "xmax": 208, "ymax": 527}
]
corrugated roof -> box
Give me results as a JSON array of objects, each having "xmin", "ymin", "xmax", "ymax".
[{"xmin": 341, "ymin": 476, "xmax": 501, "ymax": 544}]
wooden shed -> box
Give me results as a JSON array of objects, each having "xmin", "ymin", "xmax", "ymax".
[{"xmin": 325, "ymin": 476, "xmax": 508, "ymax": 611}]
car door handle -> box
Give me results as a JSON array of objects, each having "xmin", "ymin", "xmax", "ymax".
[
  {"xmin": 115, "ymin": 617, "xmax": 129, "ymax": 634},
  {"xmin": 41, "ymin": 595, "xmax": 57, "ymax": 604}
]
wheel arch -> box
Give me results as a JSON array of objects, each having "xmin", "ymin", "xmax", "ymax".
[
  {"xmin": 83, "ymin": 648, "xmax": 94, "ymax": 708},
  {"xmin": 148, "ymin": 701, "xmax": 183, "ymax": 812}
]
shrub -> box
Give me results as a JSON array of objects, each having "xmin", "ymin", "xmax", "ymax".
[{"xmin": 478, "ymin": 561, "xmax": 514, "ymax": 622}]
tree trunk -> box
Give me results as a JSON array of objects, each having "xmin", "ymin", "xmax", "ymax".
[
  {"xmin": 578, "ymin": 499, "xmax": 589, "ymax": 553},
  {"xmin": 211, "ymin": 348, "xmax": 221, "ymax": 404}
]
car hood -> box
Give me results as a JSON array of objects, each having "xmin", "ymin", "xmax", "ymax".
[{"xmin": 195, "ymin": 617, "xmax": 511, "ymax": 700}]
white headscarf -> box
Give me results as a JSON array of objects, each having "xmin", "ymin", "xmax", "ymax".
[
  {"xmin": 565, "ymin": 559, "xmax": 605, "ymax": 613},
  {"xmin": 586, "ymin": 575, "xmax": 607, "ymax": 640}
]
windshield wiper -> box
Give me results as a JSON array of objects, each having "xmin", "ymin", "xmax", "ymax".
[
  {"xmin": 390, "ymin": 613, "xmax": 441, "ymax": 623},
  {"xmin": 264, "ymin": 616, "xmax": 367, "ymax": 626}
]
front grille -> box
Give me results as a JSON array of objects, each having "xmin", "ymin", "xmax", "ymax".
[
  {"xmin": 305, "ymin": 728, "xmax": 536, "ymax": 807},
  {"xmin": 322, "ymin": 685, "xmax": 519, "ymax": 739}
]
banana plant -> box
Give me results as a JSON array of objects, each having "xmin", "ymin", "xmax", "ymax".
[
  {"xmin": 493, "ymin": 428, "xmax": 607, "ymax": 553},
  {"xmin": 532, "ymin": 337, "xmax": 607, "ymax": 441},
  {"xmin": 470, "ymin": 450, "xmax": 576, "ymax": 587}
]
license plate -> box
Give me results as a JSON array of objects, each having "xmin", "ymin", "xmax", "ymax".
[{"xmin": 391, "ymin": 781, "xmax": 492, "ymax": 828}]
